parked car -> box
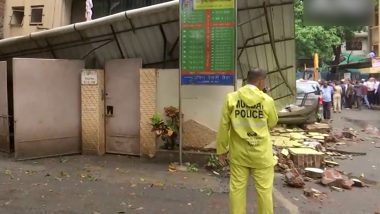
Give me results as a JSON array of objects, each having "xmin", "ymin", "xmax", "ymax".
[{"xmin": 278, "ymin": 80, "xmax": 323, "ymax": 125}]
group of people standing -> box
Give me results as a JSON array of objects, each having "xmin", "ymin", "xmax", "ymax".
[{"xmin": 320, "ymin": 77, "xmax": 380, "ymax": 120}]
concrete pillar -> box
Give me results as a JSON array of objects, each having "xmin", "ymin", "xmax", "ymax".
[
  {"xmin": 81, "ymin": 69, "xmax": 105, "ymax": 155},
  {"xmin": 140, "ymin": 69, "xmax": 157, "ymax": 157}
]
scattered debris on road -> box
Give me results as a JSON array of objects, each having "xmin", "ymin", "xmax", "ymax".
[
  {"xmin": 330, "ymin": 186, "xmax": 344, "ymax": 192},
  {"xmin": 304, "ymin": 168, "xmax": 323, "ymax": 179},
  {"xmin": 270, "ymin": 121, "xmax": 374, "ymax": 198},
  {"xmin": 285, "ymin": 168, "xmax": 305, "ymax": 188},
  {"xmin": 352, "ymin": 178, "xmax": 365, "ymax": 187},
  {"xmin": 321, "ymin": 168, "xmax": 344, "ymax": 186},
  {"xmin": 303, "ymin": 187, "xmax": 327, "ymax": 200}
]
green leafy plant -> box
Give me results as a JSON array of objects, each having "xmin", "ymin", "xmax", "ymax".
[
  {"xmin": 186, "ymin": 163, "xmax": 199, "ymax": 172},
  {"xmin": 150, "ymin": 106, "xmax": 180, "ymax": 150},
  {"xmin": 151, "ymin": 113, "xmax": 163, "ymax": 126},
  {"xmin": 206, "ymin": 154, "xmax": 220, "ymax": 170}
]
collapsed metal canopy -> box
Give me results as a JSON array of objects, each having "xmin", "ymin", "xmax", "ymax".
[{"xmin": 0, "ymin": 0, "xmax": 296, "ymax": 109}]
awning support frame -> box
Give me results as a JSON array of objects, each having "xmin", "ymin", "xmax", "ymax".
[
  {"xmin": 110, "ymin": 24, "xmax": 125, "ymax": 59},
  {"xmin": 159, "ymin": 24, "xmax": 168, "ymax": 68},
  {"xmin": 263, "ymin": 2, "xmax": 294, "ymax": 96}
]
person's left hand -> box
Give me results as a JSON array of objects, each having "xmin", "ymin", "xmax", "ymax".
[{"xmin": 218, "ymin": 153, "xmax": 229, "ymax": 167}]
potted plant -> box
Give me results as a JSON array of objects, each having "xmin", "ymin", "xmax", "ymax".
[{"xmin": 150, "ymin": 106, "xmax": 180, "ymax": 150}]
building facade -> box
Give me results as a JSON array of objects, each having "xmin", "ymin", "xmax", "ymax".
[
  {"xmin": 2, "ymin": 0, "xmax": 172, "ymax": 38},
  {"xmin": 3, "ymin": 0, "xmax": 73, "ymax": 38},
  {"xmin": 90, "ymin": 0, "xmax": 171, "ymax": 19},
  {"xmin": 370, "ymin": 4, "xmax": 380, "ymax": 55},
  {"xmin": 342, "ymin": 31, "xmax": 370, "ymax": 57},
  {"xmin": 0, "ymin": 0, "xmax": 5, "ymax": 39}
]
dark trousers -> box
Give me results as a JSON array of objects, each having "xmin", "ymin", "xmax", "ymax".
[
  {"xmin": 345, "ymin": 95, "xmax": 353, "ymax": 108},
  {"xmin": 354, "ymin": 95, "xmax": 362, "ymax": 109},
  {"xmin": 341, "ymin": 96, "xmax": 345, "ymax": 107},
  {"xmin": 375, "ymin": 92, "xmax": 380, "ymax": 105},
  {"xmin": 323, "ymin": 101, "xmax": 331, "ymax": 120},
  {"xmin": 368, "ymin": 91, "xmax": 375, "ymax": 105}
]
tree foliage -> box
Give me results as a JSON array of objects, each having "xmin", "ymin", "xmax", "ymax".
[{"xmin": 295, "ymin": 0, "xmax": 363, "ymax": 63}]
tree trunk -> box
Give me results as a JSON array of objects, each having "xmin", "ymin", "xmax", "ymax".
[{"xmin": 331, "ymin": 45, "xmax": 342, "ymax": 73}]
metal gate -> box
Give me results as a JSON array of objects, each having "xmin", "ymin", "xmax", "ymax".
[
  {"xmin": 0, "ymin": 61, "xmax": 10, "ymax": 153},
  {"xmin": 13, "ymin": 58, "xmax": 84, "ymax": 160},
  {"xmin": 105, "ymin": 59, "xmax": 141, "ymax": 155}
]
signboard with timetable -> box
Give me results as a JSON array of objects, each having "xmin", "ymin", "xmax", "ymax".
[{"xmin": 180, "ymin": 0, "xmax": 236, "ymax": 85}]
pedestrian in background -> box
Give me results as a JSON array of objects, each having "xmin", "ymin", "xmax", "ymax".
[
  {"xmin": 366, "ymin": 77, "xmax": 376, "ymax": 105},
  {"xmin": 329, "ymin": 81, "xmax": 335, "ymax": 108},
  {"xmin": 321, "ymin": 81, "xmax": 333, "ymax": 120},
  {"xmin": 361, "ymin": 80, "xmax": 371, "ymax": 109},
  {"xmin": 333, "ymin": 81, "xmax": 342, "ymax": 113},
  {"xmin": 375, "ymin": 78, "xmax": 380, "ymax": 105},
  {"xmin": 369, "ymin": 50, "xmax": 376, "ymax": 58},
  {"xmin": 345, "ymin": 80, "xmax": 354, "ymax": 109},
  {"xmin": 341, "ymin": 79, "xmax": 346, "ymax": 108},
  {"xmin": 353, "ymin": 81, "xmax": 363, "ymax": 110}
]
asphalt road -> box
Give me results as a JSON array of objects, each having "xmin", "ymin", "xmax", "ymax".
[{"xmin": 0, "ymin": 109, "xmax": 378, "ymax": 214}]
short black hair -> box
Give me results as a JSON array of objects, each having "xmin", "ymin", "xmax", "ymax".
[{"xmin": 247, "ymin": 68, "xmax": 267, "ymax": 83}]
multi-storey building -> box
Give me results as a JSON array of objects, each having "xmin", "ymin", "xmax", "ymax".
[
  {"xmin": 370, "ymin": 4, "xmax": 380, "ymax": 54},
  {"xmin": 3, "ymin": 0, "xmax": 73, "ymax": 38},
  {"xmin": 2, "ymin": 0, "xmax": 171, "ymax": 38}
]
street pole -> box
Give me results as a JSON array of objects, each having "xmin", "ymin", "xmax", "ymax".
[{"xmin": 313, "ymin": 53, "xmax": 319, "ymax": 81}]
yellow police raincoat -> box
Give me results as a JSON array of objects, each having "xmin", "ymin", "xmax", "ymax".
[
  {"xmin": 216, "ymin": 85, "xmax": 278, "ymax": 168},
  {"xmin": 217, "ymin": 85, "xmax": 278, "ymax": 214}
]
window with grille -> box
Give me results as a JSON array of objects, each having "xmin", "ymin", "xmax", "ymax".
[
  {"xmin": 346, "ymin": 39, "xmax": 363, "ymax": 51},
  {"xmin": 10, "ymin": 6, "xmax": 24, "ymax": 26},
  {"xmin": 30, "ymin": 5, "xmax": 44, "ymax": 25}
]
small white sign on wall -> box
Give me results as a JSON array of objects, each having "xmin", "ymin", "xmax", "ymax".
[
  {"xmin": 81, "ymin": 70, "xmax": 98, "ymax": 85},
  {"xmin": 344, "ymin": 72, "xmax": 351, "ymax": 80}
]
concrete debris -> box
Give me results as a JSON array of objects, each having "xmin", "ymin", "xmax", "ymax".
[
  {"xmin": 276, "ymin": 155, "xmax": 295, "ymax": 172},
  {"xmin": 272, "ymin": 136, "xmax": 303, "ymax": 148},
  {"xmin": 324, "ymin": 160, "xmax": 339, "ymax": 166},
  {"xmin": 339, "ymin": 128, "xmax": 357, "ymax": 139},
  {"xmin": 285, "ymin": 168, "xmax": 305, "ymax": 188},
  {"xmin": 341, "ymin": 179, "xmax": 354, "ymax": 190},
  {"xmin": 271, "ymin": 123, "xmax": 371, "ymax": 194},
  {"xmin": 281, "ymin": 149, "xmax": 289, "ymax": 157},
  {"xmin": 321, "ymin": 168, "xmax": 344, "ymax": 186},
  {"xmin": 352, "ymin": 178, "xmax": 365, "ymax": 187},
  {"xmin": 326, "ymin": 148, "xmax": 366, "ymax": 156},
  {"xmin": 330, "ymin": 186, "xmax": 344, "ymax": 192},
  {"xmin": 303, "ymin": 141, "xmax": 321, "ymax": 150},
  {"xmin": 342, "ymin": 131, "xmax": 356, "ymax": 139},
  {"xmin": 304, "ymin": 168, "xmax": 324, "ymax": 179},
  {"xmin": 302, "ymin": 123, "xmax": 331, "ymax": 133},
  {"xmin": 303, "ymin": 176, "xmax": 315, "ymax": 182},
  {"xmin": 303, "ymin": 187, "xmax": 326, "ymax": 200},
  {"xmin": 289, "ymin": 133, "xmax": 308, "ymax": 141},
  {"xmin": 332, "ymin": 129, "xmax": 358, "ymax": 141},
  {"xmin": 324, "ymin": 135, "xmax": 338, "ymax": 143},
  {"xmin": 288, "ymin": 148, "xmax": 324, "ymax": 168}
]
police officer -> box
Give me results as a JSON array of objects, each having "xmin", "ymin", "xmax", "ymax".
[{"xmin": 217, "ymin": 68, "xmax": 278, "ymax": 214}]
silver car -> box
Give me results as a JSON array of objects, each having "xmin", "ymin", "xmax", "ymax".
[{"xmin": 278, "ymin": 80, "xmax": 323, "ymax": 124}]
